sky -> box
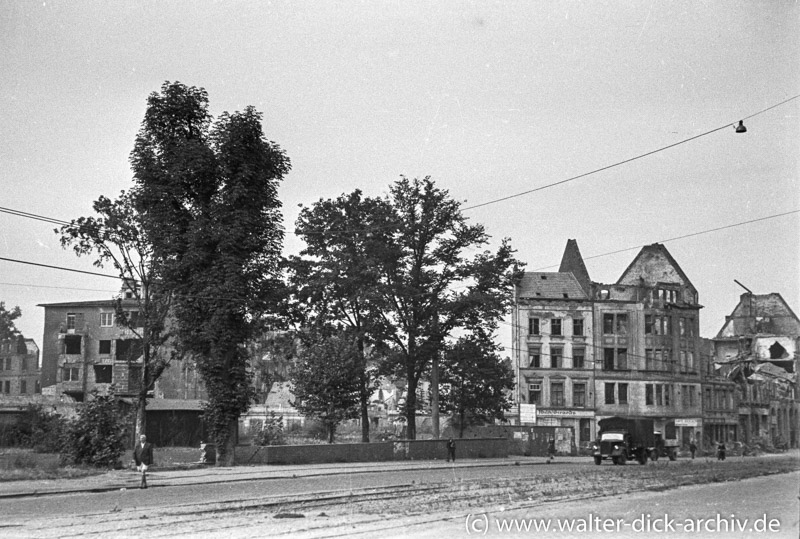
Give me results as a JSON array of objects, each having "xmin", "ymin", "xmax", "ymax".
[{"xmin": 1, "ymin": 1, "xmax": 798, "ymax": 356}]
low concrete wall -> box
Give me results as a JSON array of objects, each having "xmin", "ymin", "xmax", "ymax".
[{"xmin": 235, "ymin": 437, "xmax": 508, "ymax": 465}]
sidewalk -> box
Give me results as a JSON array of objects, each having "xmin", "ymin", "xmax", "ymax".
[{"xmin": 0, "ymin": 455, "xmax": 567, "ymax": 499}]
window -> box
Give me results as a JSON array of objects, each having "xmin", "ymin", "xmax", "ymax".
[
  {"xmin": 528, "ymin": 318, "xmax": 540, "ymax": 335},
  {"xmin": 645, "ymin": 314, "xmax": 654, "ymax": 334},
  {"xmin": 551, "ymin": 318, "xmax": 562, "ymax": 336},
  {"xmin": 66, "ymin": 313, "xmax": 76, "ymax": 330},
  {"xmin": 687, "ymin": 351, "xmax": 694, "ymax": 371},
  {"xmin": 646, "ymin": 384, "xmax": 654, "ymax": 405},
  {"xmin": 679, "ymin": 317, "xmax": 686, "ymax": 336},
  {"xmin": 528, "ymin": 346, "xmax": 541, "ymax": 368},
  {"xmin": 35, "ymin": 380, "xmax": 41, "ymax": 394},
  {"xmin": 572, "ymin": 318, "xmax": 584, "ymax": 336},
  {"xmin": 99, "ymin": 340, "xmax": 112, "ymax": 355},
  {"xmin": 603, "ymin": 348, "xmax": 615, "ymax": 370},
  {"xmin": 618, "ymin": 383, "xmax": 628, "ymax": 404},
  {"xmin": 604, "ymin": 383, "xmax": 615, "ymax": 405},
  {"xmin": 4, "ymin": 357, "xmax": 10, "ymax": 370},
  {"xmin": 580, "ymin": 418, "xmax": 591, "ymax": 442},
  {"xmin": 126, "ymin": 311, "xmax": 142, "ymax": 328},
  {"xmin": 550, "ymin": 347, "xmax": 563, "ymax": 368},
  {"xmin": 63, "ymin": 367, "xmax": 80, "ymax": 382},
  {"xmin": 603, "ymin": 348, "xmax": 628, "ymax": 370},
  {"xmin": 573, "ymin": 383, "xmax": 586, "ymax": 407},
  {"xmin": 573, "ymin": 348, "xmax": 585, "ymax": 369},
  {"xmin": 681, "ymin": 385, "xmax": 695, "ymax": 408},
  {"xmin": 656, "ymin": 384, "xmax": 663, "ymax": 405},
  {"xmin": 3, "ymin": 380, "xmax": 9, "ymax": 394},
  {"xmin": 116, "ymin": 339, "xmax": 143, "ymax": 362},
  {"xmin": 646, "ymin": 349, "xmax": 655, "ymax": 370},
  {"xmin": 21, "ymin": 357, "xmax": 27, "ymax": 371},
  {"xmin": 529, "ymin": 383, "xmax": 541, "ymax": 405},
  {"xmin": 20, "ymin": 380, "xmax": 26, "ymax": 394},
  {"xmin": 64, "ymin": 335, "xmax": 82, "ymax": 355},
  {"xmin": 550, "ymin": 382, "xmax": 564, "ymax": 407},
  {"xmin": 603, "ymin": 314, "xmax": 614, "ymax": 334},
  {"xmin": 94, "ymin": 365, "xmax": 112, "ymax": 384},
  {"xmin": 704, "ymin": 388, "xmax": 711, "ymax": 409},
  {"xmin": 100, "ymin": 312, "xmax": 114, "ymax": 327}
]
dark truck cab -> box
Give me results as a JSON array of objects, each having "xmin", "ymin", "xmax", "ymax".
[{"xmin": 592, "ymin": 417, "xmax": 654, "ymax": 465}]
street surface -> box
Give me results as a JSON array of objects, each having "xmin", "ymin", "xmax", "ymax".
[{"xmin": 0, "ymin": 455, "xmax": 797, "ymax": 538}]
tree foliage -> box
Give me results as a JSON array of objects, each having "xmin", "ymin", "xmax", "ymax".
[
  {"xmin": 61, "ymin": 389, "xmax": 130, "ymax": 468},
  {"xmin": 375, "ymin": 176, "xmax": 523, "ymax": 439},
  {"xmin": 290, "ymin": 331, "xmax": 362, "ymax": 443},
  {"xmin": 130, "ymin": 81, "xmax": 290, "ymax": 465},
  {"xmin": 289, "ymin": 190, "xmax": 394, "ymax": 441},
  {"xmin": 439, "ymin": 337, "xmax": 515, "ymax": 437},
  {"xmin": 0, "ymin": 302, "xmax": 23, "ymax": 341},
  {"xmin": 57, "ymin": 190, "xmax": 174, "ymax": 442}
]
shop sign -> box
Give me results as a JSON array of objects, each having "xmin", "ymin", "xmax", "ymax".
[
  {"xmin": 674, "ymin": 418, "xmax": 700, "ymax": 427},
  {"xmin": 537, "ymin": 408, "xmax": 594, "ymax": 418}
]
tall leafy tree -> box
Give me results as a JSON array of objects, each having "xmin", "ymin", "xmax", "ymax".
[
  {"xmin": 290, "ymin": 190, "xmax": 395, "ymax": 441},
  {"xmin": 0, "ymin": 302, "xmax": 23, "ymax": 341},
  {"xmin": 58, "ymin": 190, "xmax": 173, "ymax": 442},
  {"xmin": 290, "ymin": 331, "xmax": 362, "ymax": 443},
  {"xmin": 130, "ymin": 81, "xmax": 290, "ymax": 465},
  {"xmin": 439, "ymin": 337, "xmax": 515, "ymax": 438},
  {"xmin": 376, "ymin": 176, "xmax": 523, "ymax": 439}
]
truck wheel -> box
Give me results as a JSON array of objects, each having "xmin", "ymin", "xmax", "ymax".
[
  {"xmin": 594, "ymin": 456, "xmax": 602, "ymax": 465},
  {"xmin": 611, "ymin": 456, "xmax": 619, "ymax": 465},
  {"xmin": 638, "ymin": 451, "xmax": 647, "ymax": 465},
  {"xmin": 619, "ymin": 454, "xmax": 627, "ymax": 465},
  {"xmin": 650, "ymin": 450, "xmax": 659, "ymax": 461}
]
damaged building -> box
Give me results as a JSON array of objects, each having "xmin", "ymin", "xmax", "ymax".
[
  {"xmin": 512, "ymin": 241, "xmax": 704, "ymax": 452},
  {"xmin": 710, "ymin": 292, "xmax": 799, "ymax": 448}
]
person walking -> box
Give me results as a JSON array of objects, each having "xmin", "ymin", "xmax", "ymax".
[
  {"xmin": 446, "ymin": 438, "xmax": 456, "ymax": 462},
  {"xmin": 689, "ymin": 438, "xmax": 697, "ymax": 460},
  {"xmin": 547, "ymin": 437, "xmax": 556, "ymax": 461},
  {"xmin": 133, "ymin": 434, "xmax": 154, "ymax": 489}
]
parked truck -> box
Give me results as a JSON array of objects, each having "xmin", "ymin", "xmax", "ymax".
[{"xmin": 592, "ymin": 417, "xmax": 655, "ymax": 465}]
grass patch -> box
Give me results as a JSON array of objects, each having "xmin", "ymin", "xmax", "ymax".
[{"xmin": 0, "ymin": 449, "xmax": 103, "ymax": 482}]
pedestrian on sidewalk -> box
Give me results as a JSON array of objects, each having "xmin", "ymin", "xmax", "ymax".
[
  {"xmin": 446, "ymin": 438, "xmax": 456, "ymax": 462},
  {"xmin": 133, "ymin": 434, "xmax": 153, "ymax": 489},
  {"xmin": 547, "ymin": 438, "xmax": 556, "ymax": 461},
  {"xmin": 689, "ymin": 438, "xmax": 697, "ymax": 460}
]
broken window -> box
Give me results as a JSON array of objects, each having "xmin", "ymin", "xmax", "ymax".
[
  {"xmin": 64, "ymin": 335, "xmax": 82, "ymax": 355},
  {"xmin": 769, "ymin": 342, "xmax": 787, "ymax": 359},
  {"xmin": 116, "ymin": 339, "xmax": 143, "ymax": 362},
  {"xmin": 528, "ymin": 346, "xmax": 541, "ymax": 368},
  {"xmin": 99, "ymin": 340, "xmax": 112, "ymax": 355},
  {"xmin": 93, "ymin": 365, "xmax": 112, "ymax": 384}
]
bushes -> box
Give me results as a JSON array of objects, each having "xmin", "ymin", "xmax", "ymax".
[
  {"xmin": 254, "ymin": 412, "xmax": 286, "ymax": 446},
  {"xmin": 60, "ymin": 389, "xmax": 130, "ymax": 468},
  {"xmin": 0, "ymin": 405, "xmax": 67, "ymax": 452}
]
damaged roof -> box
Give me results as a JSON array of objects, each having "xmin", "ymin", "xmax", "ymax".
[{"xmin": 516, "ymin": 272, "xmax": 589, "ymax": 300}]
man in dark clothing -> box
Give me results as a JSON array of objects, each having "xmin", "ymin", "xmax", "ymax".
[
  {"xmin": 446, "ymin": 438, "xmax": 456, "ymax": 462},
  {"xmin": 133, "ymin": 434, "xmax": 154, "ymax": 489},
  {"xmin": 547, "ymin": 438, "xmax": 556, "ymax": 460}
]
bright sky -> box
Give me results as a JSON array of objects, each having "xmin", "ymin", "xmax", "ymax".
[{"xmin": 1, "ymin": 1, "xmax": 798, "ymax": 354}]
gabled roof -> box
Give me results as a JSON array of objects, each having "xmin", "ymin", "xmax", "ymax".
[
  {"xmin": 558, "ymin": 239, "xmax": 591, "ymax": 295},
  {"xmin": 516, "ymin": 272, "xmax": 589, "ymax": 300},
  {"xmin": 37, "ymin": 298, "xmax": 137, "ymax": 308},
  {"xmin": 616, "ymin": 243, "xmax": 696, "ymax": 291},
  {"xmin": 715, "ymin": 292, "xmax": 800, "ymax": 339}
]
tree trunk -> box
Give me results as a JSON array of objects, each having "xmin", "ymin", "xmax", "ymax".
[
  {"xmin": 358, "ymin": 339, "xmax": 370, "ymax": 443},
  {"xmin": 459, "ymin": 409, "xmax": 465, "ymax": 438},
  {"xmin": 328, "ymin": 423, "xmax": 335, "ymax": 444},
  {"xmin": 215, "ymin": 419, "xmax": 237, "ymax": 467},
  {"xmin": 405, "ymin": 372, "xmax": 417, "ymax": 440},
  {"xmin": 431, "ymin": 352, "xmax": 439, "ymax": 439}
]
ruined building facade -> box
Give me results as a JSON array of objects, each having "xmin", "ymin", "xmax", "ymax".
[
  {"xmin": 512, "ymin": 241, "xmax": 703, "ymax": 450},
  {"xmin": 710, "ymin": 292, "xmax": 799, "ymax": 448}
]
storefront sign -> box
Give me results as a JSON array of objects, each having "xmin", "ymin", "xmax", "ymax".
[
  {"xmin": 537, "ymin": 408, "xmax": 594, "ymax": 418},
  {"xmin": 674, "ymin": 418, "xmax": 700, "ymax": 427}
]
